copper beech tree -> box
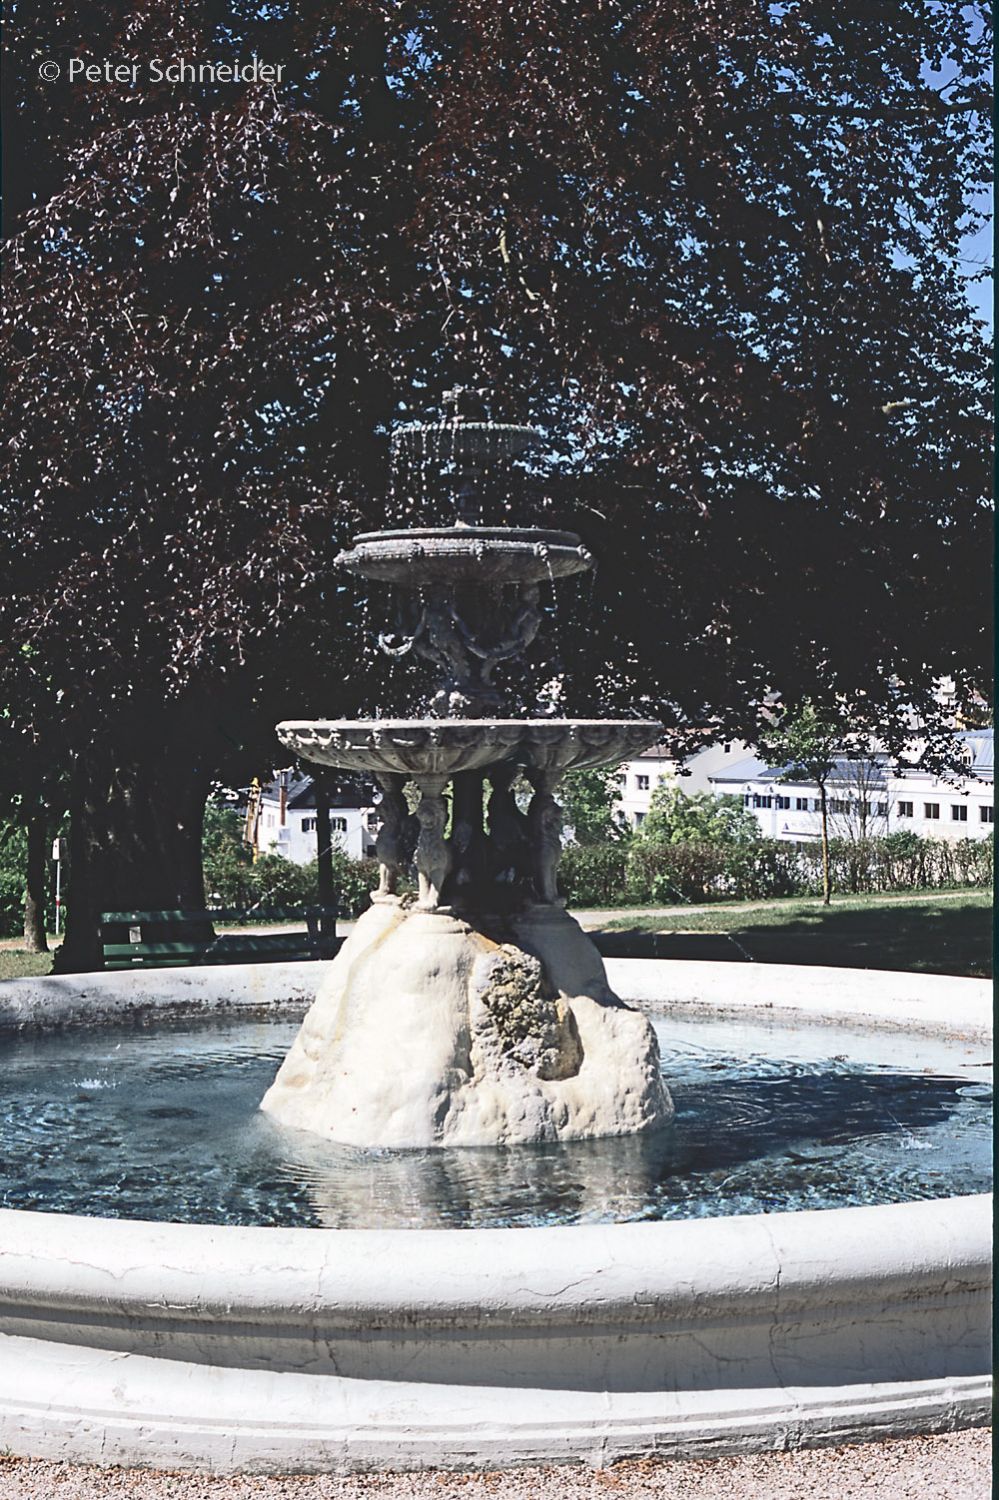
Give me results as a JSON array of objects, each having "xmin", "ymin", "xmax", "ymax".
[{"xmin": 1, "ymin": 1, "xmax": 992, "ymax": 967}]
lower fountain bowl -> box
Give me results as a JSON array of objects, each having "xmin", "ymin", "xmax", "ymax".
[
  {"xmin": 275, "ymin": 718, "xmax": 663, "ymax": 776},
  {"xmin": 0, "ymin": 960, "xmax": 989, "ymax": 1474}
]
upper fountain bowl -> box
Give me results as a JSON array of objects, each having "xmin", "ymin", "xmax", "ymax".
[
  {"xmin": 391, "ymin": 420, "xmax": 541, "ymax": 463},
  {"xmin": 337, "ymin": 527, "xmax": 594, "ymax": 587}
]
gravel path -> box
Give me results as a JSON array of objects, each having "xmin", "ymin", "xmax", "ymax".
[{"xmin": 0, "ymin": 1431, "xmax": 989, "ymax": 1500}]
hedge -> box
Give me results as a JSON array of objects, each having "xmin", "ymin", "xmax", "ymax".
[{"xmin": 558, "ymin": 832, "xmax": 993, "ymax": 907}]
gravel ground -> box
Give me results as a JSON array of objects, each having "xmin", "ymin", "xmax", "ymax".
[{"xmin": 0, "ymin": 1431, "xmax": 989, "ymax": 1500}]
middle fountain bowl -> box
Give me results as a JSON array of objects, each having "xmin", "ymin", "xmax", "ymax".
[{"xmin": 275, "ymin": 718, "xmax": 662, "ymax": 778}]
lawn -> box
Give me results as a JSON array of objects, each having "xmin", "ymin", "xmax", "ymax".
[
  {"xmin": 590, "ymin": 887, "xmax": 992, "ymax": 978},
  {"xmin": 0, "ymin": 949, "xmax": 53, "ymax": 981}
]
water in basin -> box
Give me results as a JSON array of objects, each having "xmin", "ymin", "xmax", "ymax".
[{"xmin": 0, "ymin": 1010, "xmax": 989, "ymax": 1229}]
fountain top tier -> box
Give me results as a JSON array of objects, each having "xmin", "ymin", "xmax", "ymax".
[
  {"xmin": 283, "ymin": 388, "xmax": 661, "ymax": 898},
  {"xmin": 345, "ymin": 388, "xmax": 594, "ymax": 585}
]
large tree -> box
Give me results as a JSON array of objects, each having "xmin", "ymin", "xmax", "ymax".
[{"xmin": 2, "ymin": 1, "xmax": 991, "ymax": 966}]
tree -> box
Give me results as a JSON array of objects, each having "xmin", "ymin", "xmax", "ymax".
[
  {"xmin": 2, "ymin": 1, "xmax": 991, "ymax": 966},
  {"xmin": 758, "ymin": 702, "xmax": 841, "ymax": 904},
  {"xmin": 827, "ymin": 756, "xmax": 889, "ymax": 842},
  {"xmin": 640, "ymin": 785, "xmax": 760, "ymax": 848},
  {"xmin": 561, "ymin": 768, "xmax": 628, "ymax": 846}
]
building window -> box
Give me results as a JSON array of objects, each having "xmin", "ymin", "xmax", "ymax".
[
  {"xmin": 775, "ymin": 795, "xmax": 791, "ymax": 810},
  {"xmin": 875, "ymin": 803, "xmax": 887, "ymax": 818},
  {"xmin": 897, "ymin": 801, "xmax": 913, "ymax": 818},
  {"xmin": 950, "ymin": 805, "xmax": 968, "ymax": 823},
  {"xmin": 924, "ymin": 802, "xmax": 940, "ymax": 820},
  {"xmin": 301, "ymin": 817, "xmax": 316, "ymax": 833},
  {"xmin": 830, "ymin": 798, "xmax": 849, "ymax": 814},
  {"xmin": 634, "ymin": 811, "xmax": 646, "ymax": 826},
  {"xmin": 980, "ymin": 806, "xmax": 994, "ymax": 824},
  {"xmin": 636, "ymin": 774, "xmax": 650, "ymax": 791},
  {"xmin": 332, "ymin": 817, "xmax": 348, "ymax": 833},
  {"xmin": 812, "ymin": 798, "xmax": 822, "ymax": 812},
  {"xmin": 795, "ymin": 797, "xmax": 809, "ymax": 811},
  {"xmin": 753, "ymin": 794, "xmax": 772, "ymax": 809}
]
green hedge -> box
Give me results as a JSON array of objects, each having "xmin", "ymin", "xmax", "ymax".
[
  {"xmin": 204, "ymin": 850, "xmax": 380, "ymax": 919},
  {"xmin": 558, "ymin": 832, "xmax": 993, "ymax": 907}
]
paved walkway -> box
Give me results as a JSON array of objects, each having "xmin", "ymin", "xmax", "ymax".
[{"xmin": 0, "ymin": 1430, "xmax": 988, "ymax": 1498}]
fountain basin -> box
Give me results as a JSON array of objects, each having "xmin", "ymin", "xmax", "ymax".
[
  {"xmin": 0, "ymin": 959, "xmax": 989, "ymax": 1472},
  {"xmin": 276, "ymin": 718, "xmax": 662, "ymax": 776},
  {"xmin": 339, "ymin": 528, "xmax": 594, "ymax": 586}
]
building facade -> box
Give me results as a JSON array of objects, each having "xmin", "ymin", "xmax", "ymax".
[
  {"xmin": 614, "ymin": 730, "xmax": 993, "ymax": 842},
  {"xmin": 253, "ymin": 771, "xmax": 378, "ymax": 864}
]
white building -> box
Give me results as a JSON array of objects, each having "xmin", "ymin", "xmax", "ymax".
[
  {"xmin": 615, "ymin": 740, "xmax": 754, "ymax": 829},
  {"xmin": 614, "ymin": 730, "xmax": 993, "ymax": 842},
  {"xmin": 707, "ymin": 729, "xmax": 993, "ymax": 843},
  {"xmin": 253, "ymin": 771, "xmax": 378, "ymax": 864}
]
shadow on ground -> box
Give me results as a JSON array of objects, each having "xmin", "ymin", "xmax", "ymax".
[{"xmin": 591, "ymin": 897, "xmax": 992, "ymax": 977}]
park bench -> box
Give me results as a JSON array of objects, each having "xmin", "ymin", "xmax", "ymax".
[{"xmin": 100, "ymin": 904, "xmax": 341, "ymax": 970}]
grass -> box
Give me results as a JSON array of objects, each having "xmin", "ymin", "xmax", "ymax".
[
  {"xmin": 0, "ymin": 950, "xmax": 53, "ymax": 981},
  {"xmin": 591, "ymin": 887, "xmax": 993, "ymax": 978}
]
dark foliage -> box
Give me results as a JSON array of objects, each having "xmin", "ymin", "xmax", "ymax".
[{"xmin": 1, "ymin": 2, "xmax": 991, "ymax": 962}]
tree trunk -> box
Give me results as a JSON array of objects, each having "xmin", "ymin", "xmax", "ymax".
[
  {"xmin": 22, "ymin": 807, "xmax": 49, "ymax": 953},
  {"xmin": 55, "ymin": 717, "xmax": 212, "ymax": 974},
  {"xmin": 313, "ymin": 772, "xmax": 337, "ymax": 936},
  {"xmin": 818, "ymin": 782, "xmax": 832, "ymax": 905}
]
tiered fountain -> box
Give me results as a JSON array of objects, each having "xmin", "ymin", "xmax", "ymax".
[
  {"xmin": 0, "ymin": 391, "xmax": 989, "ymax": 1474},
  {"xmin": 263, "ymin": 390, "xmax": 673, "ymax": 1147}
]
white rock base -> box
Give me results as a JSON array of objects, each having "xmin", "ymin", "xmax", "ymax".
[{"xmin": 260, "ymin": 899, "xmax": 673, "ymax": 1147}]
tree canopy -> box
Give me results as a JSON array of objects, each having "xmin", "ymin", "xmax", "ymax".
[
  {"xmin": 1, "ymin": 2, "xmax": 992, "ymax": 961},
  {"xmin": 3, "ymin": 1, "xmax": 992, "ymax": 743},
  {"xmin": 639, "ymin": 784, "xmax": 760, "ymax": 846}
]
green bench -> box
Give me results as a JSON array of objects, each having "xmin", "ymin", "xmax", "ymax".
[{"xmin": 101, "ymin": 905, "xmax": 341, "ymax": 970}]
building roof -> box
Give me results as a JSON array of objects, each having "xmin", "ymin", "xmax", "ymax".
[
  {"xmin": 709, "ymin": 754, "xmax": 889, "ymax": 789},
  {"xmin": 259, "ymin": 771, "xmax": 376, "ymax": 810},
  {"xmin": 952, "ymin": 728, "xmax": 993, "ymax": 779},
  {"xmin": 710, "ymin": 729, "xmax": 994, "ymax": 790}
]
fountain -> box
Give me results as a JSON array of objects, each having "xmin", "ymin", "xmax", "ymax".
[
  {"xmin": 0, "ymin": 393, "xmax": 989, "ymax": 1473},
  {"xmin": 262, "ymin": 388, "xmax": 672, "ymax": 1147}
]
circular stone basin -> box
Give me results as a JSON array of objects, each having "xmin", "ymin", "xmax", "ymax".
[
  {"xmin": 0, "ymin": 1010, "xmax": 990, "ymax": 1231},
  {"xmin": 275, "ymin": 718, "xmax": 662, "ymax": 775},
  {"xmin": 337, "ymin": 527, "xmax": 594, "ymax": 585},
  {"xmin": 0, "ymin": 959, "xmax": 989, "ymax": 1473}
]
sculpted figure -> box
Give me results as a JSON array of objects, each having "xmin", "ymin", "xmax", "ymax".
[
  {"xmin": 374, "ymin": 773, "xmax": 414, "ymax": 897},
  {"xmin": 414, "ymin": 776, "xmax": 452, "ymax": 908},
  {"xmin": 487, "ymin": 763, "xmax": 532, "ymax": 886},
  {"xmin": 454, "ymin": 584, "xmax": 543, "ymax": 678},
  {"xmin": 527, "ymin": 768, "xmax": 564, "ymax": 905}
]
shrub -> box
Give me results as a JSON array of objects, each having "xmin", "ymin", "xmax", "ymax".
[
  {"xmin": 0, "ymin": 822, "xmax": 28, "ymax": 938},
  {"xmin": 201, "ymin": 803, "xmax": 379, "ymax": 918},
  {"xmin": 639, "ymin": 787, "xmax": 760, "ymax": 847},
  {"xmin": 557, "ymin": 843, "xmax": 630, "ymax": 906}
]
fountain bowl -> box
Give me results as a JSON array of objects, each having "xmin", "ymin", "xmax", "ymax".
[
  {"xmin": 337, "ymin": 527, "xmax": 594, "ymax": 586},
  {"xmin": 391, "ymin": 419, "xmax": 541, "ymax": 461},
  {"xmin": 275, "ymin": 718, "xmax": 662, "ymax": 777},
  {"xmin": 0, "ymin": 959, "xmax": 989, "ymax": 1473}
]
